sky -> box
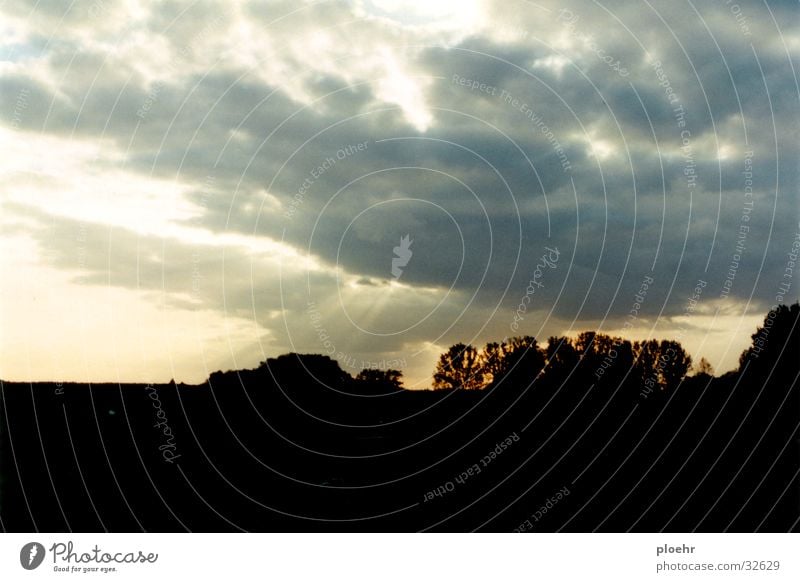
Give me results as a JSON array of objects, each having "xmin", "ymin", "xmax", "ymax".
[{"xmin": 1, "ymin": 0, "xmax": 798, "ymax": 388}]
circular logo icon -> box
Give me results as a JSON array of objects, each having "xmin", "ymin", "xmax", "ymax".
[{"xmin": 20, "ymin": 542, "xmax": 46, "ymax": 570}]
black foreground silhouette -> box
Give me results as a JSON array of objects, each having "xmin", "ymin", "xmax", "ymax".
[{"xmin": 1, "ymin": 304, "xmax": 797, "ymax": 532}]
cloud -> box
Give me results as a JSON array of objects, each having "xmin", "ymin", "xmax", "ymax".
[{"xmin": 1, "ymin": 0, "xmax": 798, "ymax": 383}]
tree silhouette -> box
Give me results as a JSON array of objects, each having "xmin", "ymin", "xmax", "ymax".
[
  {"xmin": 355, "ymin": 368, "xmax": 403, "ymax": 387},
  {"xmin": 574, "ymin": 331, "xmax": 598, "ymax": 355},
  {"xmin": 354, "ymin": 368, "xmax": 404, "ymax": 394},
  {"xmin": 499, "ymin": 336, "xmax": 546, "ymax": 383},
  {"xmin": 478, "ymin": 337, "xmax": 545, "ymax": 385},
  {"xmin": 630, "ymin": 339, "xmax": 691, "ymax": 390},
  {"xmin": 433, "ymin": 343, "xmax": 484, "ymax": 389},
  {"xmin": 633, "ymin": 339, "xmax": 660, "ymax": 386},
  {"xmin": 545, "ymin": 335, "xmax": 579, "ymax": 374},
  {"xmin": 738, "ymin": 303, "xmax": 800, "ymax": 370},
  {"xmin": 256, "ymin": 353, "xmax": 352, "ymax": 393},
  {"xmin": 694, "ymin": 357, "xmax": 714, "ymax": 377},
  {"xmin": 657, "ymin": 340, "xmax": 692, "ymax": 389},
  {"xmin": 480, "ymin": 342, "xmax": 507, "ymax": 384}
]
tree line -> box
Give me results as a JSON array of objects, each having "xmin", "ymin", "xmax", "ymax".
[
  {"xmin": 352, "ymin": 333, "xmax": 695, "ymax": 392},
  {"xmin": 255, "ymin": 304, "xmax": 800, "ymax": 398},
  {"xmin": 434, "ymin": 334, "xmax": 696, "ymax": 392}
]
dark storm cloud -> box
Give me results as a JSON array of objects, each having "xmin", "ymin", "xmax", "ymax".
[{"xmin": 2, "ymin": 0, "xmax": 797, "ymax": 376}]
